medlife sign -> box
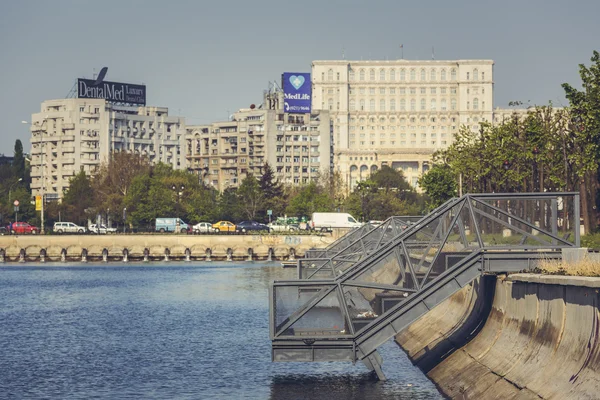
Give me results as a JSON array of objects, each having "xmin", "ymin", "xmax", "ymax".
[
  {"xmin": 78, "ymin": 78, "xmax": 146, "ymax": 106},
  {"xmin": 282, "ymin": 73, "xmax": 311, "ymax": 113}
]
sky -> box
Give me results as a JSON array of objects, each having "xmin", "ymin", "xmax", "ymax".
[{"xmin": 1, "ymin": 0, "xmax": 599, "ymax": 154}]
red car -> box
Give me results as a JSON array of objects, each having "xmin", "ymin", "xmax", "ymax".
[{"xmin": 8, "ymin": 222, "xmax": 40, "ymax": 234}]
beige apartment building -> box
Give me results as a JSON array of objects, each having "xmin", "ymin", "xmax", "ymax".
[
  {"xmin": 312, "ymin": 59, "xmax": 494, "ymax": 189},
  {"xmin": 186, "ymin": 91, "xmax": 331, "ymax": 191},
  {"xmin": 29, "ymin": 98, "xmax": 185, "ymax": 200}
]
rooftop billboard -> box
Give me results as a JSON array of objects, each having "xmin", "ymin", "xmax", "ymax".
[
  {"xmin": 283, "ymin": 73, "xmax": 311, "ymax": 114},
  {"xmin": 77, "ymin": 78, "xmax": 146, "ymax": 106}
]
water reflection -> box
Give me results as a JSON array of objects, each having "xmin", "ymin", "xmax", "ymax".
[{"xmin": 0, "ymin": 263, "xmax": 441, "ymax": 399}]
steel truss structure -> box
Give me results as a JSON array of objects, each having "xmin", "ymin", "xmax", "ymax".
[{"xmin": 270, "ymin": 193, "xmax": 580, "ymax": 380}]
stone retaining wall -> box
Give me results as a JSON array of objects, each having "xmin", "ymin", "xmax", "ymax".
[{"xmin": 396, "ymin": 274, "xmax": 600, "ymax": 399}]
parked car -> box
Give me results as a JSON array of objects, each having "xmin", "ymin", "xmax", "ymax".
[
  {"xmin": 193, "ymin": 222, "xmax": 213, "ymax": 234},
  {"xmin": 212, "ymin": 221, "xmax": 236, "ymax": 233},
  {"xmin": 236, "ymin": 221, "xmax": 270, "ymax": 233},
  {"xmin": 8, "ymin": 222, "xmax": 39, "ymax": 234},
  {"xmin": 155, "ymin": 218, "xmax": 190, "ymax": 233},
  {"xmin": 53, "ymin": 222, "xmax": 87, "ymax": 234},
  {"xmin": 268, "ymin": 221, "xmax": 299, "ymax": 232},
  {"xmin": 88, "ymin": 224, "xmax": 117, "ymax": 234}
]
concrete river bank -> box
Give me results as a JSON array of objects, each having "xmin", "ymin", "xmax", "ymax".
[
  {"xmin": 0, "ymin": 233, "xmax": 343, "ymax": 262},
  {"xmin": 396, "ymin": 273, "xmax": 600, "ymax": 399}
]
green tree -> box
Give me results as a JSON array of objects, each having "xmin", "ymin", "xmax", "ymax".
[
  {"xmin": 218, "ymin": 187, "xmax": 242, "ymax": 222},
  {"xmin": 237, "ymin": 174, "xmax": 264, "ymax": 221},
  {"xmin": 12, "ymin": 140, "xmax": 26, "ymax": 182},
  {"xmin": 259, "ymin": 163, "xmax": 285, "ymax": 221},
  {"xmin": 286, "ymin": 181, "xmax": 333, "ymax": 218},
  {"xmin": 419, "ymin": 164, "xmax": 458, "ymax": 209},
  {"xmin": 61, "ymin": 170, "xmax": 94, "ymax": 225}
]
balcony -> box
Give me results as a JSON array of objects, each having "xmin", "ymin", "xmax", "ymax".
[
  {"xmin": 62, "ymin": 158, "xmax": 75, "ymax": 164},
  {"xmin": 62, "ymin": 123, "xmax": 75, "ymax": 130},
  {"xmin": 62, "ymin": 146, "xmax": 75, "ymax": 153}
]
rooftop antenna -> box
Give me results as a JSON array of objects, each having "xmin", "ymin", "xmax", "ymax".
[
  {"xmin": 342, "ymin": 47, "xmax": 345, "ymax": 60},
  {"xmin": 432, "ymin": 46, "xmax": 435, "ymax": 60}
]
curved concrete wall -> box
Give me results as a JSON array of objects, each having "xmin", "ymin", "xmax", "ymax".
[
  {"xmin": 396, "ymin": 274, "xmax": 600, "ymax": 399},
  {"xmin": 0, "ymin": 234, "xmax": 336, "ymax": 262}
]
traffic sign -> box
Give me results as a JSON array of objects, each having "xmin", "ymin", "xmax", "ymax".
[
  {"xmin": 13, "ymin": 200, "xmax": 19, "ymax": 207},
  {"xmin": 267, "ymin": 210, "xmax": 272, "ymax": 216}
]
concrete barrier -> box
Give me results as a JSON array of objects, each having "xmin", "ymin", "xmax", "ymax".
[
  {"xmin": 0, "ymin": 234, "xmax": 335, "ymax": 263},
  {"xmin": 395, "ymin": 274, "xmax": 600, "ymax": 399}
]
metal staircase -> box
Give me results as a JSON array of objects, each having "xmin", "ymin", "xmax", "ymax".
[{"xmin": 270, "ymin": 193, "xmax": 580, "ymax": 379}]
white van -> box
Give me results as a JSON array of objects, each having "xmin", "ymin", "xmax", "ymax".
[{"xmin": 310, "ymin": 212, "xmax": 362, "ymax": 231}]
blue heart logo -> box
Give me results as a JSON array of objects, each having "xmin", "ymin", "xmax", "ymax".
[{"xmin": 289, "ymin": 75, "xmax": 305, "ymax": 90}]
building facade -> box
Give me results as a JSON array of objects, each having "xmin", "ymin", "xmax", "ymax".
[
  {"xmin": 185, "ymin": 91, "xmax": 332, "ymax": 191},
  {"xmin": 29, "ymin": 98, "xmax": 185, "ymax": 200},
  {"xmin": 311, "ymin": 59, "xmax": 494, "ymax": 189}
]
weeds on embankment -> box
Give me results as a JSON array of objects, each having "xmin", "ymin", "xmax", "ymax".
[{"xmin": 535, "ymin": 258, "xmax": 600, "ymax": 278}]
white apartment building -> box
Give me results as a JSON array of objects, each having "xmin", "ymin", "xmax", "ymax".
[
  {"xmin": 312, "ymin": 60, "xmax": 494, "ymax": 189},
  {"xmin": 186, "ymin": 91, "xmax": 332, "ymax": 191},
  {"xmin": 29, "ymin": 98, "xmax": 185, "ymax": 200}
]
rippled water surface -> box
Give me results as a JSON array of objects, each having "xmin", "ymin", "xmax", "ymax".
[{"xmin": 0, "ymin": 263, "xmax": 442, "ymax": 399}]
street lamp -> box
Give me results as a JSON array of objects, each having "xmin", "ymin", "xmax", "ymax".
[
  {"xmin": 123, "ymin": 207, "xmax": 127, "ymax": 233},
  {"xmin": 23, "ymin": 120, "xmax": 46, "ymax": 233},
  {"xmin": 8, "ymin": 178, "xmax": 23, "ymax": 203},
  {"xmin": 172, "ymin": 184, "xmax": 184, "ymax": 232}
]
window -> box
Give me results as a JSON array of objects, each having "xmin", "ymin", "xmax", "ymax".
[
  {"xmin": 349, "ymin": 69, "xmax": 355, "ymax": 80},
  {"xmin": 400, "ymin": 69, "xmax": 406, "ymax": 81},
  {"xmin": 441, "ymin": 87, "xmax": 446, "ymax": 94},
  {"xmin": 369, "ymin": 99, "xmax": 375, "ymax": 111},
  {"xmin": 482, "ymin": 101, "xmax": 486, "ymax": 109},
  {"xmin": 410, "ymin": 99, "xmax": 416, "ymax": 111},
  {"xmin": 410, "ymin": 87, "xmax": 416, "ymax": 94},
  {"xmin": 328, "ymin": 98, "xmax": 333, "ymax": 110},
  {"xmin": 451, "ymin": 69, "xmax": 456, "ymax": 80},
  {"xmin": 473, "ymin": 98, "xmax": 479, "ymax": 110},
  {"xmin": 349, "ymin": 99, "xmax": 356, "ymax": 111},
  {"xmin": 321, "ymin": 72, "xmax": 325, "ymax": 81},
  {"xmin": 379, "ymin": 87, "xmax": 385, "ymax": 95},
  {"xmin": 337, "ymin": 72, "xmax": 340, "ymax": 81},
  {"xmin": 441, "ymin": 69, "xmax": 446, "ymax": 81},
  {"xmin": 467, "ymin": 101, "xmax": 470, "ymax": 110},
  {"xmin": 399, "ymin": 87, "xmax": 405, "ymax": 94},
  {"xmin": 420, "ymin": 87, "xmax": 426, "ymax": 95},
  {"xmin": 360, "ymin": 69, "xmax": 365, "ymax": 81},
  {"xmin": 379, "ymin": 69, "xmax": 385, "ymax": 80},
  {"xmin": 400, "ymin": 99, "xmax": 406, "ymax": 111},
  {"xmin": 410, "ymin": 69, "xmax": 416, "ymax": 81},
  {"xmin": 328, "ymin": 69, "xmax": 333, "ymax": 81},
  {"xmin": 430, "ymin": 87, "xmax": 436, "ymax": 94},
  {"xmin": 466, "ymin": 72, "xmax": 470, "ymax": 80},
  {"xmin": 473, "ymin": 69, "xmax": 478, "ymax": 80},
  {"xmin": 441, "ymin": 99, "xmax": 447, "ymax": 110},
  {"xmin": 420, "ymin": 99, "xmax": 426, "ymax": 110},
  {"xmin": 359, "ymin": 87, "xmax": 365, "ymax": 95},
  {"xmin": 420, "ymin": 69, "xmax": 426, "ymax": 81},
  {"xmin": 430, "ymin": 69, "xmax": 436, "ymax": 80},
  {"xmin": 370, "ymin": 87, "xmax": 375, "ymax": 95},
  {"xmin": 390, "ymin": 88, "xmax": 395, "ymax": 95},
  {"xmin": 482, "ymin": 72, "xmax": 485, "ymax": 80},
  {"xmin": 370, "ymin": 69, "xmax": 375, "ymax": 81},
  {"xmin": 390, "ymin": 69, "xmax": 396, "ymax": 80},
  {"xmin": 359, "ymin": 99, "xmax": 365, "ymax": 110},
  {"xmin": 430, "ymin": 99, "xmax": 436, "ymax": 110},
  {"xmin": 380, "ymin": 99, "xmax": 385, "ymax": 111},
  {"xmin": 451, "ymin": 99, "xmax": 457, "ymax": 110},
  {"xmin": 390, "ymin": 99, "xmax": 396, "ymax": 111}
]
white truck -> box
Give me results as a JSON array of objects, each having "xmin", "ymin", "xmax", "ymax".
[{"xmin": 310, "ymin": 212, "xmax": 362, "ymax": 232}]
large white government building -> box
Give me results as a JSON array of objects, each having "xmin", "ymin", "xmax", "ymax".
[
  {"xmin": 312, "ymin": 59, "xmax": 494, "ymax": 189},
  {"xmin": 30, "ymin": 98, "xmax": 185, "ymax": 200}
]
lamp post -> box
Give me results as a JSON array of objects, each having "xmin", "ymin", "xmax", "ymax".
[
  {"xmin": 8, "ymin": 178, "xmax": 23, "ymax": 203},
  {"xmin": 172, "ymin": 184, "xmax": 184, "ymax": 232},
  {"xmin": 23, "ymin": 120, "xmax": 46, "ymax": 233},
  {"xmin": 123, "ymin": 207, "xmax": 127, "ymax": 233}
]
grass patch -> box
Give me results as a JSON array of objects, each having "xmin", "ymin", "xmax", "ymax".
[{"xmin": 534, "ymin": 258, "xmax": 600, "ymax": 277}]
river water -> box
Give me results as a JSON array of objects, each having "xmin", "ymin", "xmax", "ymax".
[{"xmin": 0, "ymin": 263, "xmax": 442, "ymax": 399}]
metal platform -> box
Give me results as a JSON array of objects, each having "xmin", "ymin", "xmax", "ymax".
[{"xmin": 270, "ymin": 193, "xmax": 580, "ymax": 380}]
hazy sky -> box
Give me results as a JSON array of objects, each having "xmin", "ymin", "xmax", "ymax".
[{"xmin": 1, "ymin": 0, "xmax": 599, "ymax": 154}]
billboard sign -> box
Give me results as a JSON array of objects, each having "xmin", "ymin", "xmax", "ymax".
[
  {"xmin": 283, "ymin": 73, "xmax": 311, "ymax": 113},
  {"xmin": 77, "ymin": 78, "xmax": 146, "ymax": 105}
]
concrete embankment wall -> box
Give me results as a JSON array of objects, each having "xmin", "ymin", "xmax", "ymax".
[
  {"xmin": 0, "ymin": 233, "xmax": 339, "ymax": 262},
  {"xmin": 396, "ymin": 274, "xmax": 600, "ymax": 399}
]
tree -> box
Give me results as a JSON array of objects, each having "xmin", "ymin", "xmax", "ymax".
[
  {"xmin": 370, "ymin": 165, "xmax": 412, "ymax": 195},
  {"xmin": 237, "ymin": 174, "xmax": 264, "ymax": 221},
  {"xmin": 286, "ymin": 181, "xmax": 333, "ymax": 218},
  {"xmin": 419, "ymin": 164, "xmax": 458, "ymax": 209},
  {"xmin": 61, "ymin": 170, "xmax": 94, "ymax": 224},
  {"xmin": 259, "ymin": 163, "xmax": 285, "ymax": 220},
  {"xmin": 218, "ymin": 187, "xmax": 242, "ymax": 222},
  {"xmin": 12, "ymin": 140, "xmax": 26, "ymax": 182}
]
